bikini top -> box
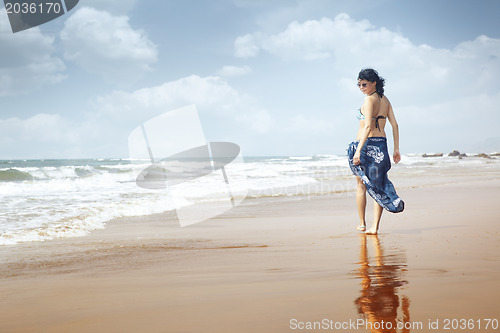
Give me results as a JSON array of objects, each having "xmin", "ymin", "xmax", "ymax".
[{"xmin": 356, "ymin": 109, "xmax": 387, "ymax": 130}]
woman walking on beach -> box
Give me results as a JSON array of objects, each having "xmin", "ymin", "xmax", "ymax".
[{"xmin": 347, "ymin": 68, "xmax": 404, "ymax": 235}]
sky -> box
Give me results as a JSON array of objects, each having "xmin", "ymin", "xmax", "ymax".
[{"xmin": 0, "ymin": 0, "xmax": 499, "ymax": 159}]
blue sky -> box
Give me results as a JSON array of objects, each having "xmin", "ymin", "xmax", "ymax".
[{"xmin": 1, "ymin": 0, "xmax": 499, "ymax": 159}]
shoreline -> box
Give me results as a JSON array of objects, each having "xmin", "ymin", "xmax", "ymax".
[
  {"xmin": 2, "ymin": 153, "xmax": 499, "ymax": 247},
  {"xmin": 1, "ymin": 178, "xmax": 500, "ymax": 332},
  {"xmin": 1, "ymin": 162, "xmax": 495, "ymax": 248}
]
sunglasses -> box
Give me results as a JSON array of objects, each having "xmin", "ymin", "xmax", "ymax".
[{"xmin": 357, "ymin": 83, "xmax": 368, "ymax": 88}]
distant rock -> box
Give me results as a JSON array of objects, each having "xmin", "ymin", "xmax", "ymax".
[
  {"xmin": 473, "ymin": 153, "xmax": 492, "ymax": 159},
  {"xmin": 422, "ymin": 153, "xmax": 443, "ymax": 157},
  {"xmin": 448, "ymin": 150, "xmax": 467, "ymax": 157}
]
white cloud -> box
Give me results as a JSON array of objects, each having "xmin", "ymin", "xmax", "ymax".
[
  {"xmin": 233, "ymin": 13, "xmax": 431, "ymax": 66},
  {"xmin": 0, "ymin": 114, "xmax": 82, "ymax": 158},
  {"xmin": 91, "ymin": 75, "xmax": 245, "ymax": 124},
  {"xmin": 60, "ymin": 7, "xmax": 158, "ymax": 83},
  {"xmin": 216, "ymin": 65, "xmax": 252, "ymax": 77},
  {"xmin": 0, "ymin": 10, "xmax": 66, "ymax": 96},
  {"xmin": 234, "ymin": 13, "xmax": 500, "ymax": 105},
  {"xmin": 86, "ymin": 75, "xmax": 274, "ymax": 153},
  {"xmin": 234, "ymin": 34, "xmax": 260, "ymax": 58},
  {"xmin": 0, "ymin": 74, "xmax": 277, "ymax": 158}
]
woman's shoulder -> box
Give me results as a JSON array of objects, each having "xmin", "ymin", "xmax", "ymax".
[
  {"xmin": 363, "ymin": 93, "xmax": 379, "ymax": 103},
  {"xmin": 381, "ymin": 94, "xmax": 392, "ymax": 105}
]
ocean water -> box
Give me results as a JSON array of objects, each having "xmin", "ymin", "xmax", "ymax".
[{"xmin": 1, "ymin": 154, "xmax": 499, "ymax": 245}]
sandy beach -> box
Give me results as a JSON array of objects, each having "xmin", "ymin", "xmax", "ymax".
[{"xmin": 1, "ymin": 175, "xmax": 500, "ymax": 332}]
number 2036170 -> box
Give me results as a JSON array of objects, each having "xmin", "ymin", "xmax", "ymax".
[
  {"xmin": 5, "ymin": 2, "xmax": 62, "ymax": 14},
  {"xmin": 443, "ymin": 319, "xmax": 498, "ymax": 330}
]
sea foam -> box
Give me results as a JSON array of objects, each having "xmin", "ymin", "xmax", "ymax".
[{"xmin": 1, "ymin": 155, "xmax": 499, "ymax": 245}]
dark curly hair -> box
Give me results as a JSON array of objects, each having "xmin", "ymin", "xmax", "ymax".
[{"xmin": 358, "ymin": 68, "xmax": 385, "ymax": 96}]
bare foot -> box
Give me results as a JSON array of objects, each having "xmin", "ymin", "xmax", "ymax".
[
  {"xmin": 365, "ymin": 227, "xmax": 378, "ymax": 235},
  {"xmin": 356, "ymin": 225, "xmax": 366, "ymax": 232}
]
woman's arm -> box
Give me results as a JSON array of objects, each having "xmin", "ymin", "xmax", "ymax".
[
  {"xmin": 387, "ymin": 102, "xmax": 401, "ymax": 164},
  {"xmin": 353, "ymin": 96, "xmax": 375, "ymax": 165}
]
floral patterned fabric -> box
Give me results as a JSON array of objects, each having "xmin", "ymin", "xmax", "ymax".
[{"xmin": 347, "ymin": 137, "xmax": 405, "ymax": 213}]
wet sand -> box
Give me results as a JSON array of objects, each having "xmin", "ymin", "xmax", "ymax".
[{"xmin": 1, "ymin": 178, "xmax": 500, "ymax": 332}]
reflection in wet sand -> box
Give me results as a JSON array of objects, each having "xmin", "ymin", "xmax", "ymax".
[{"xmin": 354, "ymin": 235, "xmax": 411, "ymax": 332}]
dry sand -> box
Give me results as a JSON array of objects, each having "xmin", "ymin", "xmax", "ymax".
[{"xmin": 1, "ymin": 178, "xmax": 500, "ymax": 332}]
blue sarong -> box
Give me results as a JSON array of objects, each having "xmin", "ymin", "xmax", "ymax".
[{"xmin": 347, "ymin": 137, "xmax": 404, "ymax": 213}]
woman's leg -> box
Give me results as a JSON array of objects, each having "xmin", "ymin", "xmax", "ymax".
[
  {"xmin": 366, "ymin": 202, "xmax": 383, "ymax": 235},
  {"xmin": 356, "ymin": 177, "xmax": 367, "ymax": 231}
]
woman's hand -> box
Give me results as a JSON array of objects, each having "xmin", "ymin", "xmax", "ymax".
[
  {"xmin": 353, "ymin": 151, "xmax": 361, "ymax": 165},
  {"xmin": 393, "ymin": 151, "xmax": 401, "ymax": 164}
]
